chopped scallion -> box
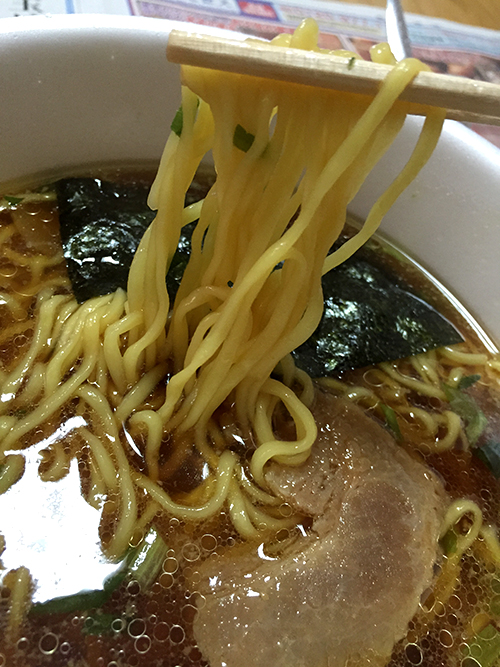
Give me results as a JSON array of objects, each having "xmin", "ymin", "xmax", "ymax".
[
  {"xmin": 128, "ymin": 527, "xmax": 168, "ymax": 591},
  {"xmin": 29, "ymin": 589, "xmax": 110, "ymax": 617},
  {"xmin": 380, "ymin": 404, "xmax": 402, "ymax": 442},
  {"xmin": 3, "ymin": 195, "xmax": 23, "ymax": 206},
  {"xmin": 458, "ymin": 374, "xmax": 481, "ymax": 390},
  {"xmin": 490, "ymin": 594, "xmax": 500, "ymax": 618},
  {"xmin": 233, "ymin": 124, "xmax": 255, "ymax": 152},
  {"xmin": 171, "ymin": 106, "xmax": 184, "ymax": 137},
  {"xmin": 82, "ymin": 612, "xmax": 120, "ymax": 636},
  {"xmin": 439, "ymin": 528, "xmax": 458, "ymax": 556},
  {"xmin": 474, "ymin": 441, "xmax": 500, "ymax": 479},
  {"xmin": 443, "ymin": 383, "xmax": 488, "ymax": 446},
  {"xmin": 170, "ymin": 98, "xmax": 200, "ymax": 138}
]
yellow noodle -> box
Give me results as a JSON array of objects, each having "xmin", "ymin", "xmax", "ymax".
[
  {"xmin": 237, "ymin": 465, "xmax": 282, "ymax": 506},
  {"xmin": 193, "ymin": 425, "xmax": 220, "ymax": 469},
  {"xmin": 77, "ymin": 385, "xmax": 137, "ymax": 560},
  {"xmin": 94, "ymin": 347, "xmax": 109, "ymax": 396},
  {"xmin": 12, "ymin": 274, "xmax": 70, "ymax": 298},
  {"xmin": 253, "ymin": 392, "xmax": 278, "ymax": 446},
  {"xmin": 18, "ymin": 362, "xmax": 45, "ymax": 404},
  {"xmin": 50, "ymin": 297, "xmax": 79, "ymax": 340},
  {"xmin": 133, "ymin": 499, "xmax": 161, "ymax": 535},
  {"xmin": 44, "ymin": 299, "xmax": 104, "ymax": 394},
  {"xmin": 294, "ymin": 366, "xmax": 315, "ymax": 407},
  {"xmin": 2, "ymin": 245, "xmax": 62, "ymax": 269},
  {"xmin": 133, "ymin": 449, "xmax": 236, "ymax": 521},
  {"xmin": 86, "ymin": 455, "xmax": 108, "ymax": 510},
  {"xmin": 207, "ymin": 416, "xmax": 229, "ymax": 451},
  {"xmin": 0, "ymin": 291, "xmax": 27, "ymax": 320},
  {"xmin": 250, "ymin": 378, "xmax": 317, "ymax": 487},
  {"xmin": 410, "ymin": 351, "xmax": 441, "ymax": 386},
  {"xmin": 115, "ymin": 362, "xmax": 168, "ymax": 424},
  {"xmin": 379, "ymin": 361, "xmax": 447, "ymax": 399},
  {"xmin": 477, "ymin": 525, "xmax": 500, "ymax": 565},
  {"xmin": 3, "ymin": 566, "xmax": 33, "ymax": 643},
  {"xmin": 398, "ymin": 405, "xmax": 438, "ymax": 436},
  {"xmin": 38, "ymin": 443, "xmax": 70, "ymax": 482},
  {"xmin": 0, "ymin": 313, "xmax": 103, "ymax": 452},
  {"xmin": 446, "ymin": 366, "xmax": 467, "ymax": 387},
  {"xmin": 128, "ymin": 410, "xmax": 164, "ymax": 482},
  {"xmin": 103, "ymin": 311, "xmax": 143, "ymax": 393},
  {"xmin": 346, "ymin": 386, "xmax": 379, "ymax": 406},
  {"xmin": 228, "ymin": 478, "xmax": 260, "ymax": 539},
  {"xmin": 0, "ymin": 291, "xmax": 71, "ymax": 399},
  {"xmin": 276, "ymin": 354, "xmax": 297, "ymax": 392},
  {"xmin": 0, "ymin": 416, "xmax": 16, "ymax": 440},
  {"xmin": 440, "ymin": 499, "xmax": 483, "ymax": 558},
  {"xmin": 79, "ymin": 427, "xmax": 119, "ymax": 491},
  {"xmin": 487, "ymin": 359, "xmax": 500, "ymax": 374},
  {"xmin": 0, "ymin": 454, "xmax": 25, "ymax": 494},
  {"xmin": 431, "ymin": 411, "xmax": 463, "ymax": 453},
  {"xmin": 440, "ymin": 346, "xmax": 488, "ymax": 366}
]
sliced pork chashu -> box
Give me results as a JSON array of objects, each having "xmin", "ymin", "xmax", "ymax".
[{"xmin": 193, "ymin": 390, "xmax": 447, "ymax": 667}]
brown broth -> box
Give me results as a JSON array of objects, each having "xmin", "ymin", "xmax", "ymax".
[{"xmin": 1, "ymin": 170, "xmax": 500, "ymax": 667}]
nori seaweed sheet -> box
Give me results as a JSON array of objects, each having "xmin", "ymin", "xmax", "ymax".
[
  {"xmin": 57, "ymin": 172, "xmax": 214, "ymax": 304},
  {"xmin": 292, "ymin": 255, "xmax": 463, "ymax": 374},
  {"xmin": 56, "ymin": 178, "xmax": 155, "ymax": 303},
  {"xmin": 56, "ymin": 177, "xmax": 463, "ymax": 373}
]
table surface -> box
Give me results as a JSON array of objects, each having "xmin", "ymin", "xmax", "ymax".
[{"xmin": 329, "ymin": 0, "xmax": 499, "ymax": 30}]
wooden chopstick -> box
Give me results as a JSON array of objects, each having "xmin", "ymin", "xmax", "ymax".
[{"xmin": 167, "ymin": 30, "xmax": 500, "ymax": 126}]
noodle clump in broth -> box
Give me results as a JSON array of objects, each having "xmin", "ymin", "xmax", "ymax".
[{"xmin": 1, "ymin": 18, "xmax": 500, "ymax": 667}]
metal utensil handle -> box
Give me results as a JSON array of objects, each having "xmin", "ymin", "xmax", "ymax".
[{"xmin": 386, "ymin": 0, "xmax": 413, "ymax": 61}]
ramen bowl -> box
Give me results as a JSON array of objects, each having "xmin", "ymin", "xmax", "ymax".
[{"xmin": 1, "ymin": 13, "xmax": 500, "ymax": 667}]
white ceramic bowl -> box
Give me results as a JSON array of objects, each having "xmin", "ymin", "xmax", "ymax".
[{"xmin": 1, "ymin": 14, "xmax": 499, "ymax": 342}]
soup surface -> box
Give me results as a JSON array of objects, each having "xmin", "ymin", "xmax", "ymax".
[{"xmin": 0, "ymin": 169, "xmax": 500, "ymax": 667}]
